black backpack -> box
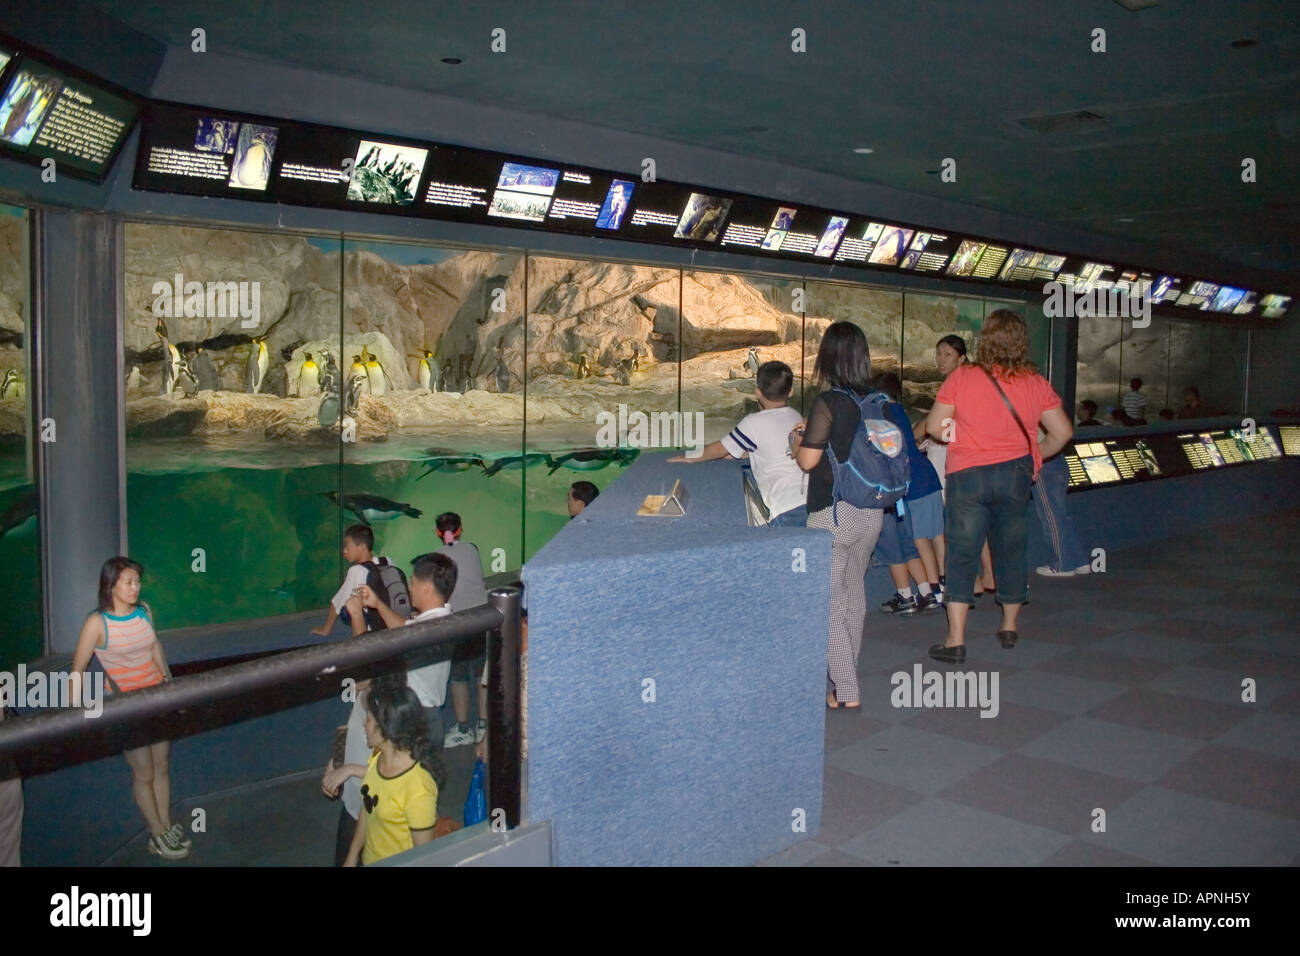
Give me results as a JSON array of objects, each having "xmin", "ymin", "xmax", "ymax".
[{"xmin": 362, "ymin": 558, "xmax": 411, "ymax": 630}]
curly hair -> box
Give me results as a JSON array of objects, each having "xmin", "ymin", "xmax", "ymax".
[
  {"xmin": 365, "ymin": 671, "xmax": 447, "ymax": 790},
  {"xmin": 976, "ymin": 309, "xmax": 1037, "ymax": 379}
]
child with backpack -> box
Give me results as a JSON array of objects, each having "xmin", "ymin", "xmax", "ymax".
[
  {"xmin": 790, "ymin": 322, "xmax": 908, "ymax": 710},
  {"xmin": 312, "ymin": 524, "xmax": 410, "ymax": 637}
]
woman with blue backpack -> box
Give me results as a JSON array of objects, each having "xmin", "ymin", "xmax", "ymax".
[
  {"xmin": 791, "ymin": 322, "xmax": 908, "ymax": 710},
  {"xmin": 925, "ymin": 310, "xmax": 1074, "ymax": 663}
]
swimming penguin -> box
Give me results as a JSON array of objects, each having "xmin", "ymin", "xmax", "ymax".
[
  {"xmin": 364, "ymin": 347, "xmax": 390, "ymax": 397},
  {"xmin": 481, "ymin": 453, "xmax": 549, "ymax": 478},
  {"xmin": 0, "ymin": 368, "xmax": 24, "ymax": 400},
  {"xmin": 317, "ymin": 389, "xmax": 340, "ymax": 427},
  {"xmin": 320, "ymin": 491, "xmax": 422, "ymax": 525},
  {"xmin": 0, "ymin": 489, "xmax": 37, "ymax": 538},
  {"xmin": 417, "ymin": 454, "xmax": 488, "ymax": 479},
  {"xmin": 746, "ymin": 346, "xmax": 760, "ymax": 377},
  {"xmin": 246, "ymin": 335, "xmax": 269, "ymax": 394},
  {"xmin": 545, "ymin": 448, "xmax": 627, "ymax": 475},
  {"xmin": 297, "ymin": 352, "xmax": 321, "ymax": 397},
  {"xmin": 156, "ymin": 319, "xmax": 181, "ymax": 396},
  {"xmin": 191, "ymin": 347, "xmax": 220, "ymax": 391}
]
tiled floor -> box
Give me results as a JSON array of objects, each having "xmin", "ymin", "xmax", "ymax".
[
  {"xmin": 761, "ymin": 508, "xmax": 1300, "ymax": 866},
  {"xmin": 106, "ymin": 725, "xmax": 483, "ymax": 866}
]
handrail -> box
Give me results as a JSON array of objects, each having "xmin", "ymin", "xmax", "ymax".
[{"xmin": 0, "ymin": 588, "xmax": 524, "ymax": 829}]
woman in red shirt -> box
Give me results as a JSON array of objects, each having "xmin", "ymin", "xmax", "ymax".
[{"xmin": 925, "ymin": 311, "xmax": 1073, "ymax": 662}]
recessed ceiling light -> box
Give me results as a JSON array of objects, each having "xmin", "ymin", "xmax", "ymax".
[
  {"xmin": 1112, "ymin": 0, "xmax": 1159, "ymax": 11},
  {"xmin": 441, "ymin": 57, "xmax": 463, "ymax": 65},
  {"xmin": 853, "ymin": 147, "xmax": 874, "ymax": 154},
  {"xmin": 1230, "ymin": 38, "xmax": 1258, "ymax": 49}
]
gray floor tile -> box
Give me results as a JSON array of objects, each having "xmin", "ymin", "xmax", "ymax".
[
  {"xmin": 816, "ymin": 766, "xmax": 926, "ymax": 847},
  {"xmin": 903, "ymin": 699, "xmax": 1068, "ymax": 751},
  {"xmin": 1091, "ymin": 631, "xmax": 1216, "ymax": 663},
  {"xmin": 1038, "ymin": 839, "xmax": 1157, "ymax": 866},
  {"xmin": 851, "ymin": 670, "xmax": 939, "ymax": 723},
  {"xmin": 803, "ymin": 845, "xmax": 875, "ymax": 866},
  {"xmin": 1157, "ymin": 745, "xmax": 1300, "ymax": 820},
  {"xmin": 1148, "ymin": 617, "xmax": 1249, "ymax": 645},
  {"xmin": 1266, "ymin": 684, "xmax": 1300, "ymax": 715},
  {"xmin": 824, "ymin": 712, "xmax": 892, "ymax": 752},
  {"xmin": 1027, "ymin": 607, "xmax": 1161, "ymax": 637},
  {"xmin": 1087, "ymin": 689, "xmax": 1251, "ymax": 740},
  {"xmin": 1034, "ymin": 648, "xmax": 1176, "ymax": 684},
  {"xmin": 1017, "ymin": 717, "xmax": 1202, "ymax": 783},
  {"xmin": 827, "ymin": 725, "xmax": 1004, "ymax": 795},
  {"xmin": 1194, "ymin": 646, "xmax": 1300, "ymax": 681},
  {"xmin": 857, "ymin": 637, "xmax": 936, "ymax": 673},
  {"xmin": 1148, "ymin": 664, "xmax": 1292, "ymax": 708},
  {"xmin": 1234, "ymin": 630, "xmax": 1300, "ymax": 659},
  {"xmin": 839, "ymin": 798, "xmax": 1071, "ymax": 866},
  {"xmin": 1214, "ymin": 711, "xmax": 1300, "ymax": 761},
  {"xmin": 1105, "ymin": 786, "xmax": 1300, "ymax": 866},
  {"xmin": 940, "ymin": 752, "xmax": 1144, "ymax": 836},
  {"xmin": 997, "ymin": 669, "xmax": 1127, "ymax": 715},
  {"xmin": 757, "ymin": 839, "xmax": 830, "ymax": 867}
]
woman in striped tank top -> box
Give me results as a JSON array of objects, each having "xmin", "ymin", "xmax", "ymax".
[{"xmin": 71, "ymin": 557, "xmax": 190, "ymax": 860}]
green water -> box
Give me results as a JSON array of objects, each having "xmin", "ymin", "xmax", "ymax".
[{"xmin": 0, "ymin": 476, "xmax": 40, "ymax": 671}]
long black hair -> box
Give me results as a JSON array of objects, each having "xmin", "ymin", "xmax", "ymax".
[
  {"xmin": 98, "ymin": 557, "xmax": 144, "ymax": 612},
  {"xmin": 365, "ymin": 671, "xmax": 447, "ymax": 790},
  {"xmin": 812, "ymin": 321, "xmax": 873, "ymax": 393},
  {"xmin": 936, "ymin": 333, "xmax": 968, "ymax": 358}
]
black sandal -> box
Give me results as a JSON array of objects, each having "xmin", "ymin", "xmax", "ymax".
[{"xmin": 997, "ymin": 630, "xmax": 1018, "ymax": 649}]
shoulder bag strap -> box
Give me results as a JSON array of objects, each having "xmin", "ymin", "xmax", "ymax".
[{"xmin": 978, "ymin": 365, "xmax": 1034, "ymax": 457}]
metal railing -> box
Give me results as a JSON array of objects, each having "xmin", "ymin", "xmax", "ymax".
[{"xmin": 0, "ymin": 587, "xmax": 523, "ymax": 830}]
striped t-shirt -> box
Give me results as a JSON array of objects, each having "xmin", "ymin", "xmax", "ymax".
[
  {"xmin": 95, "ymin": 607, "xmax": 165, "ymax": 693},
  {"xmin": 1122, "ymin": 390, "xmax": 1147, "ymax": 421}
]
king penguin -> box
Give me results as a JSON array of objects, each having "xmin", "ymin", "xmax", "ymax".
[
  {"xmin": 349, "ymin": 352, "xmax": 368, "ymax": 394},
  {"xmin": 297, "ymin": 351, "xmax": 321, "ymax": 397},
  {"xmin": 246, "ymin": 335, "xmax": 269, "ymax": 394},
  {"xmin": 0, "ymin": 368, "xmax": 24, "ymax": 400},
  {"xmin": 156, "ymin": 319, "xmax": 181, "ymax": 396},
  {"xmin": 413, "ymin": 349, "xmax": 434, "ymax": 392},
  {"xmin": 364, "ymin": 347, "xmax": 390, "ymax": 397}
]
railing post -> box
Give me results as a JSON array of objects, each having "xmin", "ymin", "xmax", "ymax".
[{"xmin": 486, "ymin": 586, "xmax": 522, "ymax": 829}]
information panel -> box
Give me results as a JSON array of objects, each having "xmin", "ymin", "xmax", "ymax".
[{"xmin": 1279, "ymin": 425, "xmax": 1300, "ymax": 457}]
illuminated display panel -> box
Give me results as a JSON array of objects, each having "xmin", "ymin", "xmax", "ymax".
[
  {"xmin": 129, "ymin": 96, "xmax": 1294, "ymax": 320},
  {"xmin": 1279, "ymin": 425, "xmax": 1300, "ymax": 456},
  {"xmin": 1179, "ymin": 432, "xmax": 1225, "ymax": 470}
]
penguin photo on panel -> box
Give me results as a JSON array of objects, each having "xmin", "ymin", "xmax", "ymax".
[{"xmin": 246, "ymin": 334, "xmax": 269, "ymax": 394}]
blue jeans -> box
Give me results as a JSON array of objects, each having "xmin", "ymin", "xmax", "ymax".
[
  {"xmin": 1031, "ymin": 454, "xmax": 1088, "ymax": 571},
  {"xmin": 943, "ymin": 455, "xmax": 1033, "ymax": 605},
  {"xmin": 768, "ymin": 505, "xmax": 808, "ymax": 527}
]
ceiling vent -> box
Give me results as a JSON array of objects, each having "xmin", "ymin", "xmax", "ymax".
[{"xmin": 1016, "ymin": 110, "xmax": 1108, "ymax": 135}]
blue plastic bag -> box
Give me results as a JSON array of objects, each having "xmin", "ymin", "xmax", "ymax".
[{"xmin": 463, "ymin": 757, "xmax": 487, "ymax": 826}]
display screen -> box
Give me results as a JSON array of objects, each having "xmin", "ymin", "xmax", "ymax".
[
  {"xmin": 1228, "ymin": 426, "xmax": 1282, "ymax": 461},
  {"xmin": 1279, "ymin": 425, "xmax": 1300, "ymax": 456},
  {"xmin": 1260, "ymin": 294, "xmax": 1292, "ymax": 319},
  {"xmin": 1176, "ymin": 280, "xmax": 1219, "ymax": 310},
  {"xmin": 1105, "ymin": 439, "xmax": 1161, "ymax": 480},
  {"xmin": 128, "ymin": 98, "xmax": 1292, "ymax": 316},
  {"xmin": 1071, "ymin": 441, "xmax": 1122, "ymax": 484},
  {"xmin": 1179, "ymin": 432, "xmax": 1226, "ymax": 470},
  {"xmin": 0, "ymin": 48, "xmax": 137, "ymax": 181}
]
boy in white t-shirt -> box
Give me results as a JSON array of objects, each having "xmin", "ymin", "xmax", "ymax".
[
  {"xmin": 668, "ymin": 360, "xmax": 808, "ymax": 525},
  {"xmin": 312, "ymin": 523, "xmax": 393, "ymax": 637}
]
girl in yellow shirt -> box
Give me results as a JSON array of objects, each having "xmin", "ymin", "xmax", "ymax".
[{"xmin": 344, "ymin": 673, "xmax": 445, "ymax": 866}]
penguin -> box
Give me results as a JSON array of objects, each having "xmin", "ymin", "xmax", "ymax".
[
  {"xmin": 349, "ymin": 353, "xmax": 368, "ymax": 394},
  {"xmin": 441, "ymin": 360, "xmax": 455, "ymax": 393},
  {"xmin": 246, "ymin": 335, "xmax": 269, "ymax": 394},
  {"xmin": 417, "ymin": 454, "xmax": 488, "ymax": 479},
  {"xmin": 317, "ymin": 389, "xmax": 340, "ymax": 428},
  {"xmin": 344, "ymin": 373, "xmax": 366, "ymax": 415},
  {"xmin": 412, "ymin": 349, "xmax": 435, "ymax": 391},
  {"xmin": 297, "ymin": 351, "xmax": 320, "ymax": 397},
  {"xmin": 481, "ymin": 453, "xmax": 549, "ymax": 478},
  {"xmin": 125, "ymin": 365, "xmax": 142, "ymax": 397},
  {"xmin": 1, "ymin": 368, "xmax": 25, "ymax": 400},
  {"xmin": 156, "ymin": 319, "xmax": 181, "ymax": 396},
  {"xmin": 746, "ymin": 346, "xmax": 760, "ymax": 377},
  {"xmin": 364, "ymin": 347, "xmax": 390, "ymax": 397},
  {"xmin": 191, "ymin": 347, "xmax": 220, "ymax": 391},
  {"xmin": 545, "ymin": 448, "xmax": 625, "ymax": 475},
  {"xmin": 175, "ymin": 357, "xmax": 199, "ymax": 396},
  {"xmin": 494, "ymin": 356, "xmax": 512, "ymax": 394},
  {"xmin": 577, "ymin": 355, "xmax": 590, "ymax": 378},
  {"xmin": 318, "ymin": 352, "xmax": 340, "ymax": 396},
  {"xmin": 320, "ymin": 491, "xmax": 422, "ymax": 525}
]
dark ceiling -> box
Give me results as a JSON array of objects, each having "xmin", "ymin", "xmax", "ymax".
[{"xmin": 87, "ymin": 0, "xmax": 1300, "ymax": 279}]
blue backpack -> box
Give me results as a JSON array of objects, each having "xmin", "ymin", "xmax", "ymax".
[{"xmin": 824, "ymin": 388, "xmax": 911, "ymax": 523}]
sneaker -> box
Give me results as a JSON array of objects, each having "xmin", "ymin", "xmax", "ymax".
[
  {"xmin": 1035, "ymin": 566, "xmax": 1078, "ymax": 577},
  {"xmin": 148, "ymin": 829, "xmax": 189, "ymax": 860},
  {"xmin": 1074, "ymin": 564, "xmax": 1092, "ymax": 575},
  {"xmin": 443, "ymin": 727, "xmax": 476, "ymax": 749},
  {"xmin": 474, "ymin": 719, "xmax": 487, "ymax": 744},
  {"xmin": 915, "ymin": 592, "xmax": 942, "ymax": 613},
  {"xmin": 167, "ymin": 822, "xmax": 193, "ymax": 849},
  {"xmin": 880, "ymin": 593, "xmax": 921, "ymax": 615}
]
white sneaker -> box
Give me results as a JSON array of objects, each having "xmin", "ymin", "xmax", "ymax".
[
  {"xmin": 1073, "ymin": 564, "xmax": 1092, "ymax": 575},
  {"xmin": 474, "ymin": 719, "xmax": 487, "ymax": 743},
  {"xmin": 148, "ymin": 829, "xmax": 189, "ymax": 860},
  {"xmin": 443, "ymin": 727, "xmax": 476, "ymax": 748},
  {"xmin": 1036, "ymin": 566, "xmax": 1078, "ymax": 577},
  {"xmin": 167, "ymin": 822, "xmax": 193, "ymax": 849}
]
